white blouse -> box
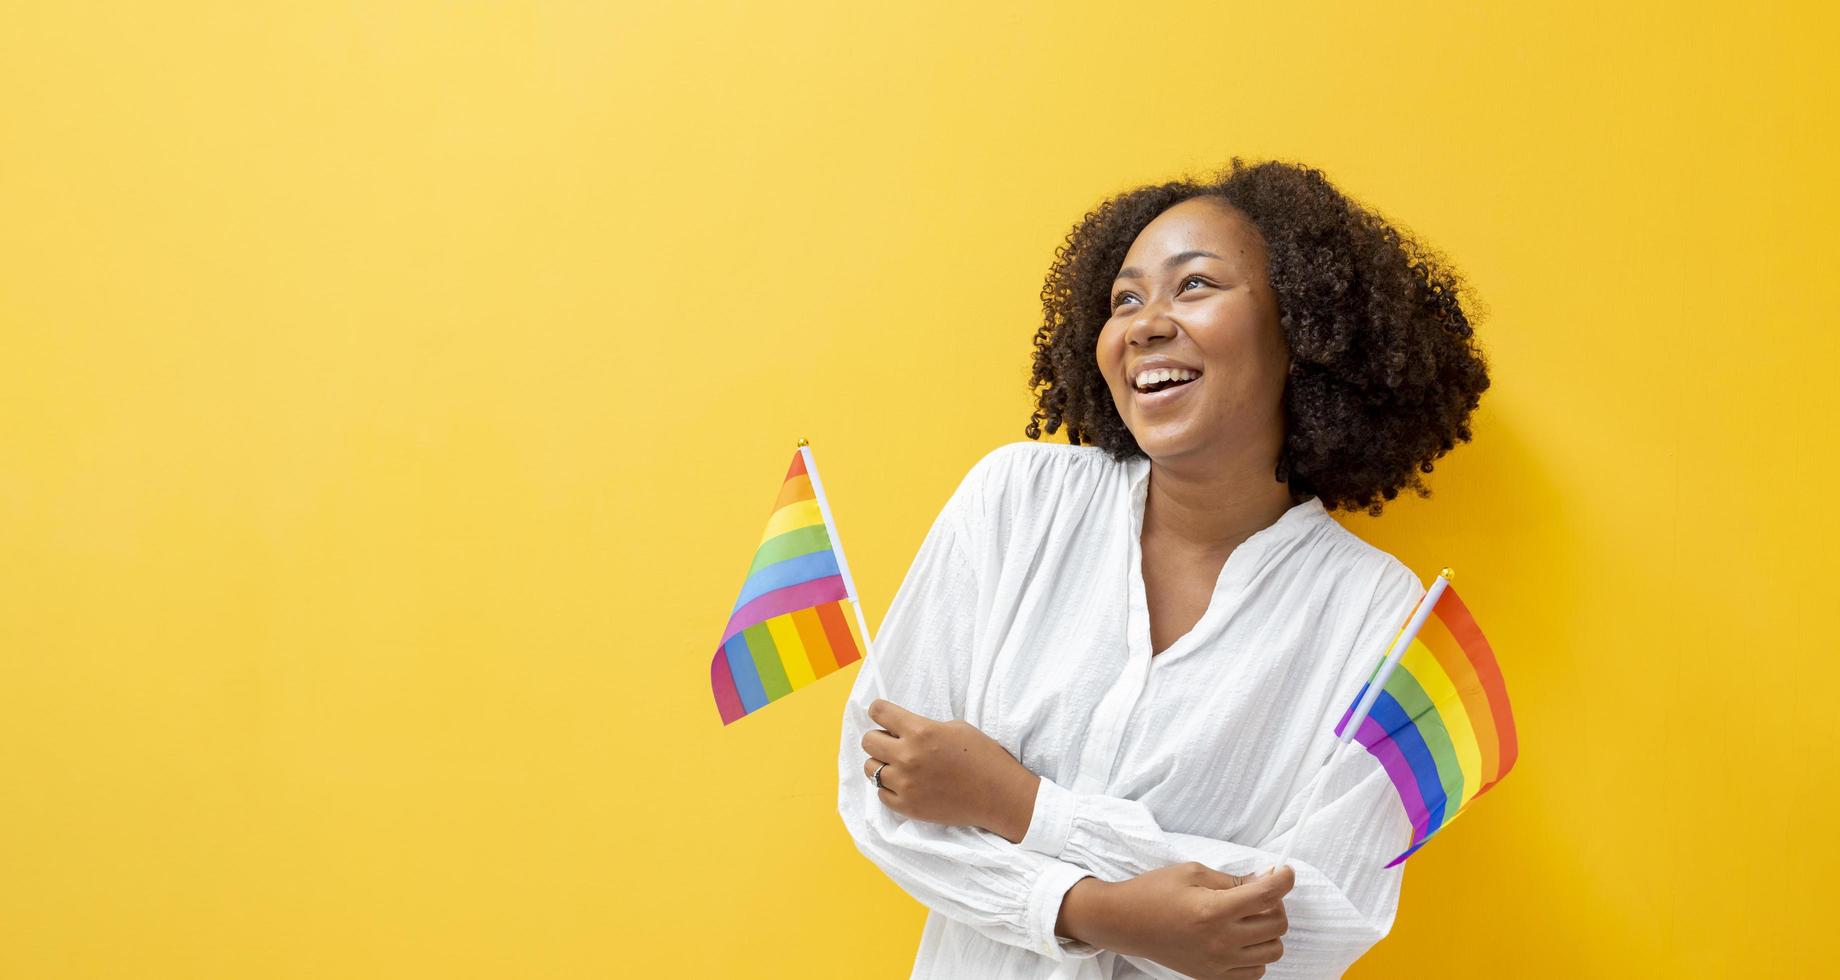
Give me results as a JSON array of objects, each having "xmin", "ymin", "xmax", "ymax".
[{"xmin": 836, "ymin": 441, "xmax": 1426, "ymax": 979}]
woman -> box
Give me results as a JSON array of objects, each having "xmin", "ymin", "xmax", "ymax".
[{"xmin": 837, "ymin": 158, "xmax": 1490, "ymax": 980}]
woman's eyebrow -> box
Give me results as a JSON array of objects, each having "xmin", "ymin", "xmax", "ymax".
[{"xmin": 1114, "ymin": 249, "xmax": 1223, "ymax": 282}]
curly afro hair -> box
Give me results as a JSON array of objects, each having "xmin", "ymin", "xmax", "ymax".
[{"xmin": 1024, "ymin": 157, "xmax": 1491, "ymax": 517}]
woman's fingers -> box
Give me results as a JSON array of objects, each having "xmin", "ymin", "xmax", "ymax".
[
  {"xmin": 860, "ymin": 722, "xmax": 903, "ymax": 796},
  {"xmin": 863, "ymin": 757, "xmax": 896, "ymax": 787},
  {"xmin": 867, "ymin": 698, "xmax": 928, "ymax": 735},
  {"xmin": 1239, "ymin": 866, "xmax": 1293, "ymax": 910},
  {"xmin": 860, "ymin": 727, "xmax": 898, "ymax": 758},
  {"xmin": 1237, "ymin": 936, "xmax": 1284, "ymax": 966},
  {"xmin": 1234, "ymin": 899, "xmax": 1288, "ymax": 936}
]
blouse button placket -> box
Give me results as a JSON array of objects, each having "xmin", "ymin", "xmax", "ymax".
[{"xmin": 1069, "ymin": 467, "xmax": 1156, "ymax": 796}]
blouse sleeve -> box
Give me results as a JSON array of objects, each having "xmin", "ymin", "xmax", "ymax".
[
  {"xmin": 1013, "ymin": 570, "xmax": 1426, "ymax": 978},
  {"xmin": 1019, "ymin": 752, "xmax": 1408, "ymax": 977},
  {"xmin": 836, "ymin": 453, "xmax": 1106, "ymax": 964}
]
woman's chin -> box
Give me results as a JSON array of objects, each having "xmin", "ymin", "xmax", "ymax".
[{"xmin": 1129, "ymin": 424, "xmax": 1203, "ymax": 459}]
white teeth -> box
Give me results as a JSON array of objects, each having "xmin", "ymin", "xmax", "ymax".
[{"xmin": 1134, "ymin": 367, "xmax": 1201, "ymax": 391}]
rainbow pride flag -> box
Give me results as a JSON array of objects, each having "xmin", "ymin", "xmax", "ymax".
[
  {"xmin": 1332, "ymin": 574, "xmax": 1518, "ymax": 867},
  {"xmin": 710, "ymin": 443, "xmax": 870, "ymax": 725}
]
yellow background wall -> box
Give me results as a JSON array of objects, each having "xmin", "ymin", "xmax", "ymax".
[{"xmin": 3, "ymin": 2, "xmax": 1834, "ymax": 976}]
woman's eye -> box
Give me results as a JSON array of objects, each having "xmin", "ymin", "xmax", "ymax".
[{"xmin": 1111, "ymin": 273, "xmax": 1214, "ymax": 307}]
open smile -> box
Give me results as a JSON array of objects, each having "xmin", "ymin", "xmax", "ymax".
[{"xmin": 1133, "ymin": 374, "xmax": 1199, "ymax": 410}]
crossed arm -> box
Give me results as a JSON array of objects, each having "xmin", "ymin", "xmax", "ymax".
[
  {"xmin": 854, "ymin": 697, "xmax": 1405, "ymax": 978},
  {"xmin": 843, "ymin": 695, "xmax": 1292, "ymax": 979}
]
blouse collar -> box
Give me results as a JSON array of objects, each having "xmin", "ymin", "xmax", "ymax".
[{"xmin": 1126, "ymin": 453, "xmax": 1331, "ymax": 580}]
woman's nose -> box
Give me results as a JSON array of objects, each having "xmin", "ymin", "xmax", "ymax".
[{"xmin": 1127, "ymin": 304, "xmax": 1175, "ymax": 345}]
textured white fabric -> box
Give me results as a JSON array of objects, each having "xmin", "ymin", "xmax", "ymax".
[{"xmin": 837, "ymin": 441, "xmax": 1424, "ymax": 979}]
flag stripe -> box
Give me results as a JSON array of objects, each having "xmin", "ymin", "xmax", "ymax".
[
  {"xmin": 772, "ymin": 471, "xmax": 815, "ymax": 513},
  {"xmin": 793, "ymin": 605, "xmax": 839, "ymax": 678},
  {"xmin": 1382, "ymin": 648, "xmax": 1465, "ymax": 830},
  {"xmin": 1438, "ymin": 588, "xmax": 1518, "ymax": 778},
  {"xmin": 767, "ymin": 612, "xmax": 816, "ymax": 690},
  {"xmin": 1403, "ymin": 635, "xmax": 1484, "ymax": 813},
  {"xmin": 816, "ymin": 600, "xmax": 862, "ymax": 667},
  {"xmin": 1414, "ymin": 616, "xmax": 1492, "ymax": 805},
  {"xmin": 747, "ymin": 524, "xmax": 832, "ymax": 577},
  {"xmin": 843, "ymin": 602, "xmax": 867, "ymax": 661},
  {"xmin": 711, "ymin": 652, "xmax": 745, "ymax": 725},
  {"xmin": 732, "ymin": 548, "xmax": 842, "ymax": 613},
  {"xmin": 1353, "ymin": 702, "xmax": 1432, "ymax": 836},
  {"xmin": 724, "ymin": 633, "xmax": 768, "ymax": 712},
  {"xmin": 762, "ymin": 498, "xmax": 823, "ymax": 542},
  {"xmin": 1361, "ymin": 690, "xmax": 1448, "ymax": 834},
  {"xmin": 744, "ymin": 622, "xmax": 791, "ymax": 700},
  {"xmin": 720, "ymin": 575, "xmax": 849, "ymax": 649}
]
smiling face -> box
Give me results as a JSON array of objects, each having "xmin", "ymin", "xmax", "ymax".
[{"xmin": 1097, "ymin": 196, "xmax": 1291, "ymax": 470}]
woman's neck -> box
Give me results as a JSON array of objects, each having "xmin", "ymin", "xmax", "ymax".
[{"xmin": 1142, "ymin": 455, "xmax": 1297, "ymax": 556}]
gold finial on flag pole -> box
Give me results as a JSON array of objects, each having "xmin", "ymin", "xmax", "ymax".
[
  {"xmin": 797, "ymin": 437, "xmax": 809, "ymax": 447},
  {"xmin": 1440, "ymin": 566, "xmax": 1454, "ymax": 582}
]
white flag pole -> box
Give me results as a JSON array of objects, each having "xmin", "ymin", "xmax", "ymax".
[
  {"xmin": 797, "ymin": 439, "xmax": 888, "ymax": 704},
  {"xmin": 1273, "ymin": 567, "xmax": 1453, "ymax": 871}
]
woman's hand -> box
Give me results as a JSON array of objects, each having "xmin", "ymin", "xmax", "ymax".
[
  {"xmin": 860, "ymin": 699, "xmax": 1040, "ymax": 843},
  {"xmin": 1060, "ymin": 863, "xmax": 1293, "ymax": 979}
]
